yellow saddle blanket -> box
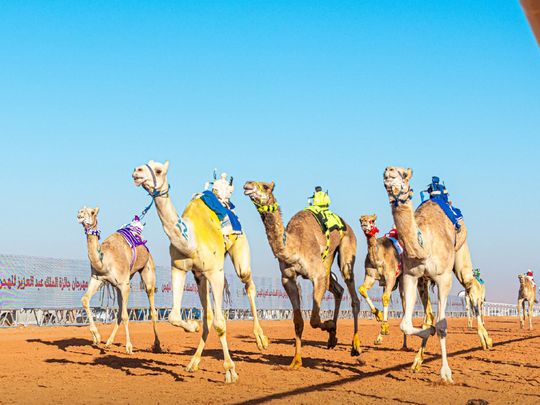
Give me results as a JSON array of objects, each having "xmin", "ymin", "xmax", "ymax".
[
  {"xmin": 305, "ymin": 206, "xmax": 346, "ymax": 234},
  {"xmin": 304, "ymin": 206, "xmax": 346, "ymax": 261}
]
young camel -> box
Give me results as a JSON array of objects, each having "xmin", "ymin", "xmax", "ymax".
[
  {"xmin": 244, "ymin": 181, "xmax": 361, "ymax": 369},
  {"xmin": 518, "ymin": 274, "xmax": 537, "ymax": 330},
  {"xmin": 359, "ymin": 214, "xmax": 434, "ymax": 347},
  {"xmin": 458, "ymin": 277, "xmax": 486, "ymax": 329},
  {"xmin": 77, "ymin": 207, "xmax": 160, "ymax": 354},
  {"xmin": 132, "ymin": 160, "xmax": 268, "ymax": 383},
  {"xmin": 383, "ymin": 167, "xmax": 491, "ymax": 383}
]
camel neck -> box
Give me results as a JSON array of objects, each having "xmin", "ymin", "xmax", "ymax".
[
  {"xmin": 85, "ymin": 233, "xmax": 103, "ymax": 272},
  {"xmin": 365, "ymin": 233, "xmax": 380, "ymax": 265},
  {"xmin": 391, "ymin": 200, "xmax": 427, "ymax": 260},
  {"xmin": 153, "ymin": 192, "xmax": 195, "ymax": 255},
  {"xmin": 259, "ymin": 206, "xmax": 292, "ymax": 263}
]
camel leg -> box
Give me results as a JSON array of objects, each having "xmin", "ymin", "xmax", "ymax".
[
  {"xmin": 140, "ymin": 258, "xmax": 161, "ymax": 353},
  {"xmin": 309, "ymin": 274, "xmax": 337, "ymax": 340},
  {"xmin": 186, "ymin": 274, "xmax": 213, "ymax": 372},
  {"xmin": 205, "ymin": 270, "xmax": 238, "ymax": 384},
  {"xmin": 465, "ymin": 294, "xmax": 473, "ymax": 329},
  {"xmin": 400, "ymin": 274, "xmax": 434, "ymax": 373},
  {"xmin": 282, "ymin": 275, "xmax": 303, "ymax": 369},
  {"xmin": 454, "ymin": 243, "xmax": 492, "ymax": 349},
  {"xmin": 418, "ymin": 277, "xmax": 435, "ymax": 330},
  {"xmin": 81, "ymin": 276, "xmax": 104, "ymax": 346},
  {"xmin": 435, "ymin": 273, "xmax": 453, "ymax": 383},
  {"xmin": 398, "ymin": 280, "xmax": 408, "ymax": 350},
  {"xmin": 518, "ymin": 298, "xmax": 525, "ymax": 329},
  {"xmin": 228, "ymin": 235, "xmax": 268, "ymax": 350},
  {"xmin": 337, "ymin": 242, "xmax": 361, "ymax": 356},
  {"xmin": 379, "ymin": 279, "xmax": 396, "ymax": 343},
  {"xmin": 527, "ymin": 301, "xmax": 533, "ymax": 330},
  {"xmin": 327, "ymin": 272, "xmax": 343, "ymax": 350},
  {"xmin": 105, "ymin": 288, "xmax": 122, "ymax": 348},
  {"xmin": 359, "ymin": 275, "xmax": 383, "ymax": 321},
  {"xmin": 118, "ymin": 283, "xmax": 133, "ymax": 354},
  {"xmin": 169, "ymin": 264, "xmax": 199, "ymax": 333}
]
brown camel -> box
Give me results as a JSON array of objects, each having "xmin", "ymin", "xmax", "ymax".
[
  {"xmin": 244, "ymin": 181, "xmax": 361, "ymax": 369},
  {"xmin": 359, "ymin": 214, "xmax": 434, "ymax": 347},
  {"xmin": 518, "ymin": 274, "xmax": 537, "ymax": 330},
  {"xmin": 77, "ymin": 207, "xmax": 160, "ymax": 354},
  {"xmin": 382, "ymin": 167, "xmax": 491, "ymax": 383},
  {"xmin": 132, "ymin": 160, "xmax": 268, "ymax": 383}
]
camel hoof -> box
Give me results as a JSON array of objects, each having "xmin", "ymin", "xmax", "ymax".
[
  {"xmin": 187, "ymin": 319, "xmax": 200, "ymax": 333},
  {"xmin": 152, "ymin": 343, "xmax": 162, "ymax": 353},
  {"xmin": 91, "ymin": 330, "xmax": 101, "ymax": 345},
  {"xmin": 381, "ymin": 322, "xmax": 390, "ymax": 336},
  {"xmin": 411, "ymin": 358, "xmax": 423, "ymax": 372},
  {"xmin": 186, "ymin": 359, "xmax": 200, "ymax": 372},
  {"xmin": 440, "ymin": 366, "xmax": 453, "ymax": 383},
  {"xmin": 225, "ymin": 369, "xmax": 239, "ymax": 384},
  {"xmin": 125, "ymin": 343, "xmax": 133, "ymax": 354},
  {"xmin": 255, "ymin": 330, "xmax": 269, "ymax": 351},
  {"xmin": 351, "ymin": 334, "xmax": 361, "ymax": 356},
  {"xmin": 327, "ymin": 334, "xmax": 338, "ymax": 349},
  {"xmin": 373, "ymin": 309, "xmax": 384, "ymax": 322},
  {"xmin": 289, "ymin": 357, "xmax": 302, "ymax": 369}
]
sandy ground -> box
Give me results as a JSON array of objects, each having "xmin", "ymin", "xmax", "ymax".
[{"xmin": 0, "ymin": 317, "xmax": 538, "ymax": 405}]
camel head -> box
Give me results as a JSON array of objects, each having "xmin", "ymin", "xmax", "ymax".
[
  {"xmin": 360, "ymin": 214, "xmax": 378, "ymax": 236},
  {"xmin": 132, "ymin": 160, "xmax": 170, "ymax": 196},
  {"xmin": 383, "ymin": 167, "xmax": 413, "ymax": 205},
  {"xmin": 77, "ymin": 206, "xmax": 99, "ymax": 230},
  {"xmin": 243, "ymin": 181, "xmax": 276, "ymax": 207}
]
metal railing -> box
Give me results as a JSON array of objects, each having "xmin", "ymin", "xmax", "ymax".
[{"xmin": 2, "ymin": 301, "xmax": 537, "ymax": 328}]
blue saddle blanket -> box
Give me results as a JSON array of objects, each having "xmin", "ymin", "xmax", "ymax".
[
  {"xmin": 200, "ymin": 190, "xmax": 242, "ymax": 232},
  {"xmin": 422, "ymin": 196, "xmax": 463, "ymax": 229}
]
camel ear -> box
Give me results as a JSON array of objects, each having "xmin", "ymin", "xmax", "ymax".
[
  {"xmin": 373, "ymin": 214, "xmax": 377, "ymax": 220},
  {"xmin": 269, "ymin": 181, "xmax": 275, "ymax": 191},
  {"xmin": 405, "ymin": 168, "xmax": 413, "ymax": 180},
  {"xmin": 163, "ymin": 160, "xmax": 170, "ymax": 172},
  {"xmin": 95, "ymin": 207, "xmax": 100, "ymax": 215}
]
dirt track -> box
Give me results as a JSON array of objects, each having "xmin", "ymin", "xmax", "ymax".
[{"xmin": 0, "ymin": 317, "xmax": 538, "ymax": 404}]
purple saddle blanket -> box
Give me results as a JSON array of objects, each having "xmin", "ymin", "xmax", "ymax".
[{"xmin": 117, "ymin": 226, "xmax": 148, "ymax": 269}]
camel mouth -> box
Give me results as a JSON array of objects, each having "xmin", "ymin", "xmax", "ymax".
[
  {"xmin": 243, "ymin": 185, "xmax": 256, "ymax": 196},
  {"xmin": 132, "ymin": 174, "xmax": 147, "ymax": 186}
]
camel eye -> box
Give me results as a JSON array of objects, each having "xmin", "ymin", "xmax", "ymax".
[{"xmin": 155, "ymin": 169, "xmax": 162, "ymax": 175}]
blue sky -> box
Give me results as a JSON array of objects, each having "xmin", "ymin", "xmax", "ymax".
[{"xmin": 1, "ymin": 1, "xmax": 539, "ymax": 303}]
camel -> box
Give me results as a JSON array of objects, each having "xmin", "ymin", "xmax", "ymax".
[
  {"xmin": 518, "ymin": 274, "xmax": 537, "ymax": 330},
  {"xmin": 358, "ymin": 214, "xmax": 434, "ymax": 347},
  {"xmin": 132, "ymin": 160, "xmax": 268, "ymax": 384},
  {"xmin": 243, "ymin": 181, "xmax": 361, "ymax": 369},
  {"xmin": 458, "ymin": 277, "xmax": 486, "ymax": 329},
  {"xmin": 77, "ymin": 207, "xmax": 160, "ymax": 354},
  {"xmin": 382, "ymin": 167, "xmax": 492, "ymax": 383}
]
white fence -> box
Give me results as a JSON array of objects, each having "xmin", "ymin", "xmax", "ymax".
[{"xmin": 1, "ymin": 254, "xmax": 538, "ymax": 328}]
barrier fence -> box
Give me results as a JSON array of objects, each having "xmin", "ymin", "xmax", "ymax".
[{"xmin": 1, "ymin": 254, "xmax": 538, "ymax": 328}]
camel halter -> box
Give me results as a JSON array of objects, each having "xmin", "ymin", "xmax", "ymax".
[
  {"xmin": 254, "ymin": 201, "xmax": 279, "ymax": 213},
  {"xmin": 388, "ymin": 184, "xmax": 414, "ymax": 207},
  {"xmin": 139, "ymin": 164, "xmax": 171, "ymax": 220},
  {"xmin": 84, "ymin": 227, "xmax": 101, "ymax": 239},
  {"xmin": 364, "ymin": 224, "xmax": 379, "ymax": 237}
]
